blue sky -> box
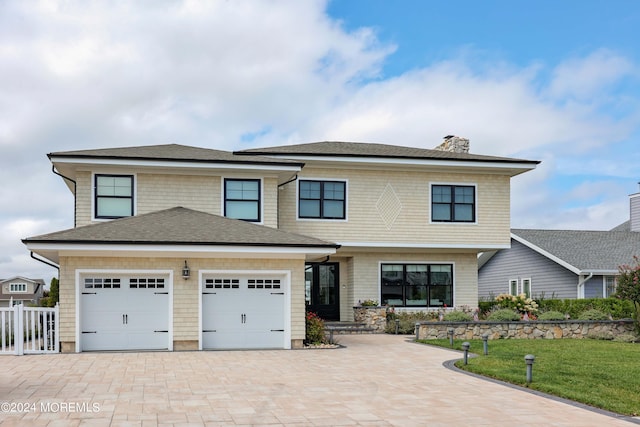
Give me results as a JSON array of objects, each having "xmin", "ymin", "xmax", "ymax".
[{"xmin": 0, "ymin": 0, "xmax": 639, "ymax": 281}]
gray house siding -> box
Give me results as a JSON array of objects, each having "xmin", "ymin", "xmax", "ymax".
[{"xmin": 479, "ymin": 239, "xmax": 577, "ymax": 299}]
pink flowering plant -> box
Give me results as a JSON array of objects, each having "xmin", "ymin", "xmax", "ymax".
[{"xmin": 616, "ymin": 255, "xmax": 640, "ymax": 333}]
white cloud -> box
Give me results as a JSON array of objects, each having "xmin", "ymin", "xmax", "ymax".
[{"xmin": 0, "ymin": 0, "xmax": 638, "ymax": 279}]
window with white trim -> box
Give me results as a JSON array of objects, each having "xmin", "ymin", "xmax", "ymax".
[
  {"xmin": 95, "ymin": 174, "xmax": 134, "ymax": 219},
  {"xmin": 605, "ymin": 276, "xmax": 616, "ymax": 297},
  {"xmin": 431, "ymin": 184, "xmax": 475, "ymax": 222},
  {"xmin": 10, "ymin": 283, "xmax": 27, "ymax": 293},
  {"xmin": 509, "ymin": 278, "xmax": 531, "ymax": 298},
  {"xmin": 299, "ymin": 180, "xmax": 346, "ymax": 219},
  {"xmin": 224, "ymin": 179, "xmax": 261, "ymax": 222}
]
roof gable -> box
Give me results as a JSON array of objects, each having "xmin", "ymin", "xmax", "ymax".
[{"xmin": 511, "ymin": 228, "xmax": 640, "ymax": 273}]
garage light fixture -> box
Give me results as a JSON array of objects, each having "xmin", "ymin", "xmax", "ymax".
[{"xmin": 182, "ymin": 260, "xmax": 190, "ymax": 280}]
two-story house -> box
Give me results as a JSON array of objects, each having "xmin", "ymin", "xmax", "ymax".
[
  {"xmin": 0, "ymin": 277, "xmax": 45, "ymax": 307},
  {"xmin": 23, "ymin": 137, "xmax": 538, "ymax": 352}
]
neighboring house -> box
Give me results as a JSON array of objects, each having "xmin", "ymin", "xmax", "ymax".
[
  {"xmin": 478, "ymin": 190, "xmax": 640, "ymax": 300},
  {"xmin": 0, "ymin": 277, "xmax": 45, "ymax": 307},
  {"xmin": 23, "ymin": 137, "xmax": 538, "ymax": 352}
]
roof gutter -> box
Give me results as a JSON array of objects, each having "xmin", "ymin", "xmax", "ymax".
[
  {"xmin": 52, "ymin": 165, "xmax": 77, "ymax": 228},
  {"xmin": 30, "ymin": 251, "xmax": 60, "ymax": 272}
]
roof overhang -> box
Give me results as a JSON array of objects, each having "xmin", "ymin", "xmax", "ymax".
[
  {"xmin": 49, "ymin": 156, "xmax": 303, "ymax": 191},
  {"xmin": 336, "ymin": 241, "xmax": 509, "ymax": 254},
  {"xmin": 25, "ymin": 242, "xmax": 338, "ymax": 264},
  {"xmin": 257, "ymin": 155, "xmax": 537, "ymax": 177}
]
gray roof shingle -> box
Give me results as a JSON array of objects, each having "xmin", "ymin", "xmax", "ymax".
[
  {"xmin": 512, "ymin": 228, "xmax": 640, "ymax": 272},
  {"xmin": 24, "ymin": 207, "xmax": 338, "ymax": 248},
  {"xmin": 236, "ymin": 141, "xmax": 540, "ymax": 164},
  {"xmin": 48, "ymin": 144, "xmax": 304, "ymax": 167}
]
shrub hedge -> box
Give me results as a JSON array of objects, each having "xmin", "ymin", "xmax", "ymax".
[{"xmin": 480, "ymin": 297, "xmax": 634, "ymax": 320}]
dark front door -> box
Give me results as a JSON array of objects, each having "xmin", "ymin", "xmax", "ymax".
[{"xmin": 305, "ymin": 263, "xmax": 340, "ymax": 321}]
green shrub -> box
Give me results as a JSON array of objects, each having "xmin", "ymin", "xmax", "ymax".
[
  {"xmin": 360, "ymin": 299, "xmax": 379, "ymax": 307},
  {"xmin": 486, "ymin": 309, "xmax": 521, "ymax": 321},
  {"xmin": 537, "ymin": 311, "xmax": 566, "ymax": 321},
  {"xmin": 305, "ymin": 311, "xmax": 326, "ymax": 344},
  {"xmin": 535, "ymin": 298, "xmax": 634, "ymax": 320},
  {"xmin": 385, "ymin": 311, "xmax": 436, "ymax": 334},
  {"xmin": 478, "ymin": 300, "xmax": 497, "ymax": 315},
  {"xmin": 443, "ymin": 311, "xmax": 473, "ymax": 322},
  {"xmin": 578, "ymin": 309, "xmax": 609, "ymax": 321}
]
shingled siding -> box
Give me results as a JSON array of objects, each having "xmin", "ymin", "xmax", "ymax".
[
  {"xmin": 278, "ymin": 167, "xmax": 511, "ymax": 247},
  {"xmin": 58, "ymin": 256, "xmax": 305, "ymax": 352},
  {"xmin": 479, "ymin": 239, "xmax": 578, "ymax": 299},
  {"xmin": 332, "ymin": 252, "xmax": 478, "ymax": 320},
  {"xmin": 75, "ymin": 171, "xmax": 279, "ymax": 228}
]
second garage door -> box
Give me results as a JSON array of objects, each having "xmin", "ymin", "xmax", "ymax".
[{"xmin": 202, "ymin": 275, "xmax": 287, "ymax": 350}]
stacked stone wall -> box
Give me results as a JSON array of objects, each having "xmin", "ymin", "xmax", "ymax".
[{"xmin": 415, "ymin": 320, "xmax": 635, "ymax": 340}]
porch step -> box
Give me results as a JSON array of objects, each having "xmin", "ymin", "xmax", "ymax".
[{"xmin": 324, "ymin": 321, "xmax": 376, "ymax": 335}]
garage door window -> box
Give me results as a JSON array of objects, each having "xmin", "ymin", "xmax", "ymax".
[
  {"xmin": 130, "ymin": 278, "xmax": 165, "ymax": 289},
  {"xmin": 84, "ymin": 278, "xmax": 121, "ymax": 289},
  {"xmin": 205, "ymin": 278, "xmax": 240, "ymax": 289},
  {"xmin": 248, "ymin": 279, "xmax": 281, "ymax": 289}
]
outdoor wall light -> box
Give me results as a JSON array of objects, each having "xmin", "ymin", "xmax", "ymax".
[{"xmin": 182, "ymin": 260, "xmax": 190, "ymax": 280}]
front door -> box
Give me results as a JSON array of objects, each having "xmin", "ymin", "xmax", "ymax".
[{"xmin": 305, "ymin": 263, "xmax": 340, "ymax": 321}]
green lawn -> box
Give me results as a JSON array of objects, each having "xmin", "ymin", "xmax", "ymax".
[{"xmin": 420, "ymin": 339, "xmax": 640, "ymax": 416}]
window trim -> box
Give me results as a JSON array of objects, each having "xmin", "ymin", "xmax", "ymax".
[
  {"xmin": 223, "ymin": 178, "xmax": 262, "ymax": 223},
  {"xmin": 430, "ymin": 182, "xmax": 477, "ymax": 224},
  {"xmin": 378, "ymin": 261, "xmax": 455, "ymax": 308},
  {"xmin": 604, "ymin": 276, "xmax": 617, "ymax": 298},
  {"xmin": 9, "ymin": 282, "xmax": 27, "ymax": 293},
  {"xmin": 297, "ymin": 178, "xmax": 348, "ymax": 221},
  {"xmin": 93, "ymin": 173, "xmax": 135, "ymax": 220},
  {"xmin": 509, "ymin": 278, "xmax": 532, "ymax": 298}
]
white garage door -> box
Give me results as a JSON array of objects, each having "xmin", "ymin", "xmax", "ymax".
[
  {"xmin": 202, "ymin": 275, "xmax": 286, "ymax": 350},
  {"xmin": 81, "ymin": 276, "xmax": 170, "ymax": 351}
]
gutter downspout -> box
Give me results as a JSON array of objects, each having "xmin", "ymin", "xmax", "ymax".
[
  {"xmin": 577, "ymin": 272, "xmax": 594, "ymax": 299},
  {"xmin": 51, "ymin": 165, "xmax": 77, "ymax": 228},
  {"xmin": 277, "ymin": 174, "xmax": 298, "ymax": 229}
]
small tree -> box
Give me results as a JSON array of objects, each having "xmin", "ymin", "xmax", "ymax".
[
  {"xmin": 616, "ymin": 256, "xmax": 640, "ymax": 333},
  {"xmin": 41, "ymin": 277, "xmax": 59, "ymax": 307}
]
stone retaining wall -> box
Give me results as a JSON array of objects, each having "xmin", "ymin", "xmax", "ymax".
[
  {"xmin": 415, "ymin": 320, "xmax": 636, "ymax": 340},
  {"xmin": 353, "ymin": 307, "xmax": 387, "ymax": 333}
]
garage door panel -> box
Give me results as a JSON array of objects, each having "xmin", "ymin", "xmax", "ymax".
[
  {"xmin": 202, "ymin": 275, "xmax": 287, "ymax": 350},
  {"xmin": 80, "ymin": 275, "xmax": 170, "ymax": 352}
]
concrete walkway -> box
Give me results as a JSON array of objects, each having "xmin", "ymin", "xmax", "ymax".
[{"xmin": 0, "ymin": 334, "xmax": 637, "ymax": 426}]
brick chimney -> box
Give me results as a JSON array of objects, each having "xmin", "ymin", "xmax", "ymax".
[
  {"xmin": 631, "ymin": 183, "xmax": 640, "ymax": 232},
  {"xmin": 435, "ymin": 135, "xmax": 470, "ymax": 153}
]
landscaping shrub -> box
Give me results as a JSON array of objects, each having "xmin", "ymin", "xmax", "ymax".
[
  {"xmin": 578, "ymin": 309, "xmax": 609, "ymax": 321},
  {"xmin": 443, "ymin": 310, "xmax": 473, "ymax": 322},
  {"xmin": 478, "ymin": 300, "xmax": 497, "ymax": 315},
  {"xmin": 305, "ymin": 311, "xmax": 326, "ymax": 344},
  {"xmin": 535, "ymin": 298, "xmax": 634, "ymax": 320},
  {"xmin": 537, "ymin": 311, "xmax": 566, "ymax": 321},
  {"xmin": 385, "ymin": 311, "xmax": 436, "ymax": 334},
  {"xmin": 486, "ymin": 309, "xmax": 521, "ymax": 321},
  {"xmin": 495, "ymin": 293, "xmax": 538, "ymax": 315},
  {"xmin": 359, "ymin": 299, "xmax": 379, "ymax": 307}
]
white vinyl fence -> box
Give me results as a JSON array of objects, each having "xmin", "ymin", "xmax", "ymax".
[{"xmin": 0, "ymin": 303, "xmax": 59, "ymax": 355}]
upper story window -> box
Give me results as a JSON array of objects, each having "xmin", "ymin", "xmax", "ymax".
[
  {"xmin": 224, "ymin": 179, "xmax": 261, "ymax": 222},
  {"xmin": 299, "ymin": 180, "xmax": 346, "ymax": 219},
  {"xmin": 10, "ymin": 283, "xmax": 27, "ymax": 293},
  {"xmin": 431, "ymin": 184, "xmax": 475, "ymax": 223},
  {"xmin": 95, "ymin": 174, "xmax": 134, "ymax": 219}
]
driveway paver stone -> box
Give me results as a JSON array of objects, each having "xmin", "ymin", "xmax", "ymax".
[{"xmin": 0, "ymin": 334, "xmax": 637, "ymax": 426}]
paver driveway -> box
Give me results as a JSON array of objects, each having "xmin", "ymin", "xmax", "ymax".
[{"xmin": 1, "ymin": 334, "xmax": 637, "ymax": 426}]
